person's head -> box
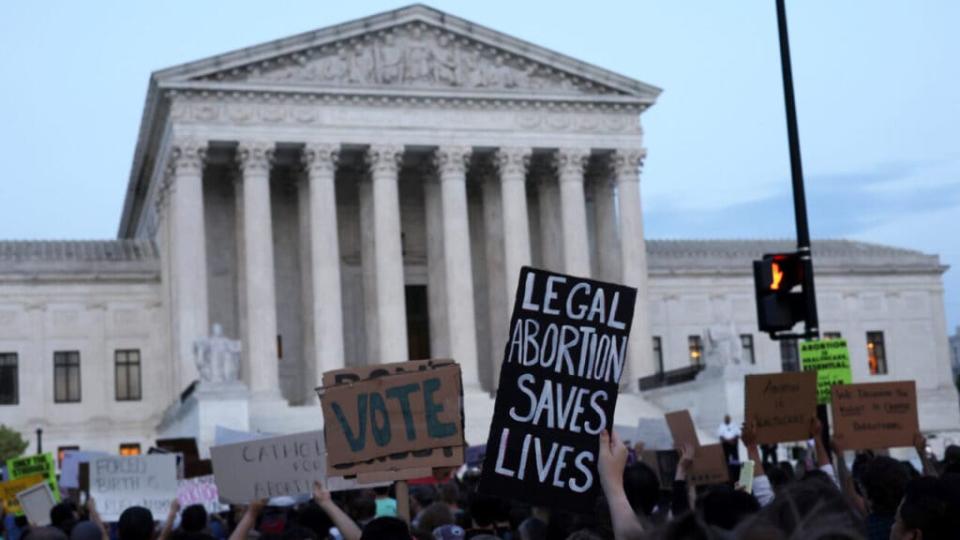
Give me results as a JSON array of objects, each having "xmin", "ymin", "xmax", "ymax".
[
  {"xmin": 348, "ymin": 490, "xmax": 377, "ymax": 524},
  {"xmin": 724, "ymin": 415, "xmax": 731, "ymax": 425},
  {"xmin": 467, "ymin": 493, "xmax": 501, "ymax": 529},
  {"xmin": 360, "ymin": 517, "xmax": 410, "ymax": 540},
  {"xmin": 431, "ymin": 524, "xmax": 466, "ymax": 540},
  {"xmin": 118, "ymin": 506, "xmax": 155, "ymax": 540},
  {"xmin": 736, "ymin": 477, "xmax": 862, "ymax": 539},
  {"xmin": 417, "ymin": 502, "xmax": 454, "ymax": 535},
  {"xmin": 518, "ymin": 517, "xmax": 546, "ymax": 540},
  {"xmin": 890, "ymin": 476, "xmax": 957, "ymax": 540},
  {"xmin": 50, "ymin": 502, "xmax": 79, "ymax": 533},
  {"xmin": 860, "ymin": 456, "xmax": 910, "ymax": 517},
  {"xmin": 293, "ymin": 501, "xmax": 335, "ymax": 538},
  {"xmin": 179, "ymin": 504, "xmax": 207, "ymax": 533},
  {"xmin": 439, "ymin": 482, "xmax": 460, "ymax": 507},
  {"xmin": 622, "ymin": 462, "xmax": 660, "ymax": 516},
  {"xmin": 69, "ymin": 521, "xmax": 104, "ymax": 540},
  {"xmin": 699, "ymin": 487, "xmax": 760, "ymax": 530},
  {"xmin": 374, "ymin": 486, "xmax": 391, "ymax": 498},
  {"xmin": 22, "ymin": 527, "xmax": 68, "ymax": 540},
  {"xmin": 410, "ymin": 485, "xmax": 438, "ymax": 515}
]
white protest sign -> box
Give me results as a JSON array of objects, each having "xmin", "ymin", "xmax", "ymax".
[
  {"xmin": 210, "ymin": 430, "xmax": 363, "ymax": 504},
  {"xmin": 60, "ymin": 451, "xmax": 109, "ymax": 489},
  {"xmin": 17, "ymin": 482, "xmax": 55, "ymax": 526},
  {"xmin": 90, "ymin": 455, "xmax": 178, "ymax": 521},
  {"xmin": 177, "ymin": 476, "xmax": 226, "ymax": 515}
]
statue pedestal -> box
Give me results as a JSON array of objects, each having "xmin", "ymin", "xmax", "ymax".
[{"xmin": 156, "ymin": 381, "xmax": 251, "ymax": 458}]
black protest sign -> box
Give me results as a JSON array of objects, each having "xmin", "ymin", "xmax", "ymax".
[{"xmin": 479, "ymin": 267, "xmax": 637, "ymax": 511}]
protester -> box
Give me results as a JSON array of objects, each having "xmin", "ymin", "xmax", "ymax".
[{"xmin": 717, "ymin": 415, "xmax": 741, "ymax": 465}]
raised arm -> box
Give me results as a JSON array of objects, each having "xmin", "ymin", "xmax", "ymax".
[
  {"xmin": 313, "ymin": 481, "xmax": 361, "ymax": 540},
  {"xmin": 831, "ymin": 437, "xmax": 866, "ymax": 516},
  {"xmin": 158, "ymin": 498, "xmax": 180, "ymax": 540},
  {"xmin": 742, "ymin": 422, "xmax": 774, "ymax": 507},
  {"xmin": 85, "ymin": 496, "xmax": 110, "ymax": 540},
  {"xmin": 599, "ymin": 430, "xmax": 645, "ymax": 540},
  {"xmin": 228, "ymin": 500, "xmax": 265, "ymax": 540}
]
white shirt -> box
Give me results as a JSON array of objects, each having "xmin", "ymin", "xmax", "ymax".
[{"xmin": 717, "ymin": 422, "xmax": 741, "ymax": 441}]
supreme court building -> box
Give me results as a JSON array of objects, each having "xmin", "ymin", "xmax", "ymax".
[{"xmin": 2, "ymin": 5, "xmax": 958, "ymax": 456}]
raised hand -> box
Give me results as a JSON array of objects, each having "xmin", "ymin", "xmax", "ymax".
[{"xmin": 598, "ymin": 430, "xmax": 629, "ymax": 493}]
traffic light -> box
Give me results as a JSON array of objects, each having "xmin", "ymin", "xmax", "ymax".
[{"xmin": 753, "ymin": 252, "xmax": 807, "ymax": 337}]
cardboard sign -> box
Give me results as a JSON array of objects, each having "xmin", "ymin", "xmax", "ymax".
[
  {"xmin": 177, "ymin": 476, "xmax": 227, "ymax": 515},
  {"xmin": 60, "ymin": 451, "xmax": 109, "ymax": 489},
  {"xmin": 687, "ymin": 444, "xmax": 730, "ymax": 487},
  {"xmin": 479, "ymin": 267, "xmax": 638, "ymax": 511},
  {"xmin": 0, "ymin": 474, "xmax": 45, "ymax": 515},
  {"xmin": 319, "ymin": 360, "xmax": 465, "ymax": 480},
  {"xmin": 90, "ymin": 455, "xmax": 178, "ymax": 521},
  {"xmin": 665, "ymin": 410, "xmax": 700, "ymax": 449},
  {"xmin": 210, "ymin": 430, "xmax": 362, "ymax": 504},
  {"xmin": 745, "ymin": 372, "xmax": 817, "ymax": 444},
  {"xmin": 17, "ymin": 482, "xmax": 55, "ymax": 526},
  {"xmin": 831, "ymin": 381, "xmax": 919, "ymax": 450},
  {"xmin": 7, "ymin": 454, "xmax": 59, "ymax": 502},
  {"xmin": 800, "ymin": 339, "xmax": 853, "ymax": 404}
]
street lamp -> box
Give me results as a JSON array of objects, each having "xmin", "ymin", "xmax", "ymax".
[{"xmin": 35, "ymin": 426, "xmax": 42, "ymax": 454}]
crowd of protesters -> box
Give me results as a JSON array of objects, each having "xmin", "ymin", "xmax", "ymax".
[{"xmin": 3, "ymin": 419, "xmax": 960, "ymax": 540}]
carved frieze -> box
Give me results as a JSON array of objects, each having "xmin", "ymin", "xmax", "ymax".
[{"xmin": 196, "ymin": 23, "xmax": 624, "ymax": 97}]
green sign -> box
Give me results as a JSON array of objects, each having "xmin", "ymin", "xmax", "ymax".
[
  {"xmin": 6, "ymin": 453, "xmax": 59, "ymax": 502},
  {"xmin": 800, "ymin": 339, "xmax": 853, "ymax": 404}
]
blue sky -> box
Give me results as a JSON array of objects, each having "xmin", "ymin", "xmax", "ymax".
[{"xmin": 0, "ymin": 1, "xmax": 957, "ymax": 329}]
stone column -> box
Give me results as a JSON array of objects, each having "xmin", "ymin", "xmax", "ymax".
[
  {"xmin": 365, "ymin": 145, "xmax": 409, "ymax": 363},
  {"xmin": 479, "ymin": 160, "xmax": 508, "ymax": 389},
  {"xmin": 302, "ymin": 144, "xmax": 345, "ymax": 388},
  {"xmin": 422, "ymin": 165, "xmax": 449, "ymax": 358},
  {"xmin": 494, "ymin": 148, "xmax": 532, "ymax": 309},
  {"xmin": 236, "ymin": 141, "xmax": 281, "ymax": 398},
  {"xmin": 591, "ymin": 172, "xmax": 622, "ymax": 282},
  {"xmin": 433, "ymin": 146, "xmax": 479, "ymax": 388},
  {"xmin": 556, "ymin": 148, "xmax": 592, "ymax": 277},
  {"xmin": 167, "ymin": 139, "xmax": 210, "ymax": 392},
  {"xmin": 613, "ymin": 149, "xmax": 654, "ymax": 388}
]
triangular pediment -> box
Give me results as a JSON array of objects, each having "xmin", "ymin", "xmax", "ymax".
[{"xmin": 155, "ymin": 5, "xmax": 660, "ymax": 101}]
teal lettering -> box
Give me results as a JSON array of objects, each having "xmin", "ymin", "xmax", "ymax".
[
  {"xmin": 332, "ymin": 394, "xmax": 368, "ymax": 452},
  {"xmin": 386, "ymin": 383, "xmax": 420, "ymax": 441},
  {"xmin": 370, "ymin": 392, "xmax": 391, "ymax": 447},
  {"xmin": 423, "ymin": 377, "xmax": 456, "ymax": 438}
]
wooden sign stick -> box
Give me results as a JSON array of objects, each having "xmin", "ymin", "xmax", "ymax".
[{"xmin": 396, "ymin": 480, "xmax": 410, "ymax": 523}]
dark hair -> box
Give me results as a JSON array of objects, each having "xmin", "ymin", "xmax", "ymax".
[
  {"xmin": 467, "ymin": 493, "xmax": 500, "ymax": 528},
  {"xmin": 180, "ymin": 504, "xmax": 207, "ymax": 533},
  {"xmin": 699, "ymin": 487, "xmax": 760, "ymax": 531},
  {"xmin": 360, "ymin": 517, "xmax": 410, "ymax": 540},
  {"xmin": 622, "ymin": 462, "xmax": 660, "ymax": 516},
  {"xmin": 439, "ymin": 481, "xmax": 460, "ymax": 506},
  {"xmin": 348, "ymin": 491, "xmax": 377, "ymax": 522},
  {"xmin": 118, "ymin": 506, "xmax": 155, "ymax": 540},
  {"xmin": 737, "ymin": 477, "xmax": 863, "ymax": 538},
  {"xmin": 860, "ymin": 455, "xmax": 909, "ymax": 517},
  {"xmin": 897, "ymin": 476, "xmax": 955, "ymax": 540},
  {"xmin": 292, "ymin": 501, "xmax": 334, "ymax": 538},
  {"xmin": 49, "ymin": 502, "xmax": 77, "ymax": 533},
  {"xmin": 416, "ymin": 502, "xmax": 454, "ymax": 535}
]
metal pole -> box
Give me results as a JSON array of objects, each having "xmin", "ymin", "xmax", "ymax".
[
  {"xmin": 775, "ymin": 0, "xmax": 819, "ymax": 340},
  {"xmin": 36, "ymin": 427, "xmax": 42, "ymax": 454}
]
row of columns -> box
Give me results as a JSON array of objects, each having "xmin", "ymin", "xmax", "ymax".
[{"xmin": 162, "ymin": 139, "xmax": 651, "ymax": 397}]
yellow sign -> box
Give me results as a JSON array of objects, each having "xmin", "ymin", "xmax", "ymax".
[{"xmin": 0, "ymin": 474, "xmax": 45, "ymax": 515}]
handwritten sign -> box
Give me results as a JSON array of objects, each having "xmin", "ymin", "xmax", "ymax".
[
  {"xmin": 831, "ymin": 381, "xmax": 919, "ymax": 450},
  {"xmin": 90, "ymin": 455, "xmax": 178, "ymax": 521},
  {"xmin": 479, "ymin": 267, "xmax": 638, "ymax": 511},
  {"xmin": 7, "ymin": 454, "xmax": 59, "ymax": 503},
  {"xmin": 177, "ymin": 476, "xmax": 226, "ymax": 515},
  {"xmin": 800, "ymin": 339, "xmax": 853, "ymax": 404},
  {"xmin": 17, "ymin": 482, "xmax": 55, "ymax": 526},
  {"xmin": 210, "ymin": 430, "xmax": 362, "ymax": 504},
  {"xmin": 665, "ymin": 410, "xmax": 699, "ymax": 449},
  {"xmin": 0, "ymin": 474, "xmax": 44, "ymax": 515},
  {"xmin": 745, "ymin": 372, "xmax": 817, "ymax": 444},
  {"xmin": 60, "ymin": 451, "xmax": 108, "ymax": 489},
  {"xmin": 319, "ymin": 360, "xmax": 465, "ymax": 481},
  {"xmin": 687, "ymin": 444, "xmax": 730, "ymax": 487}
]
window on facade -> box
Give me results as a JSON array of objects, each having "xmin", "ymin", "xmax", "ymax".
[
  {"xmin": 824, "ymin": 331, "xmax": 843, "ymax": 339},
  {"xmin": 0, "ymin": 353, "xmax": 18, "ymax": 405},
  {"xmin": 653, "ymin": 337, "xmax": 664, "ymax": 374},
  {"xmin": 740, "ymin": 334, "xmax": 755, "ymax": 364},
  {"xmin": 780, "ymin": 339, "xmax": 799, "ymax": 372},
  {"xmin": 57, "ymin": 445, "xmax": 79, "ymax": 466},
  {"xmin": 119, "ymin": 443, "xmax": 141, "ymax": 457},
  {"xmin": 867, "ymin": 331, "xmax": 888, "ymax": 375},
  {"xmin": 115, "ymin": 350, "xmax": 142, "ymax": 401},
  {"xmin": 688, "ymin": 335, "xmax": 703, "ymax": 365},
  {"xmin": 54, "ymin": 351, "xmax": 81, "ymax": 403}
]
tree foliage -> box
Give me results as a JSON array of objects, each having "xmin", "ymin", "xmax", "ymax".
[{"xmin": 0, "ymin": 425, "xmax": 29, "ymax": 462}]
